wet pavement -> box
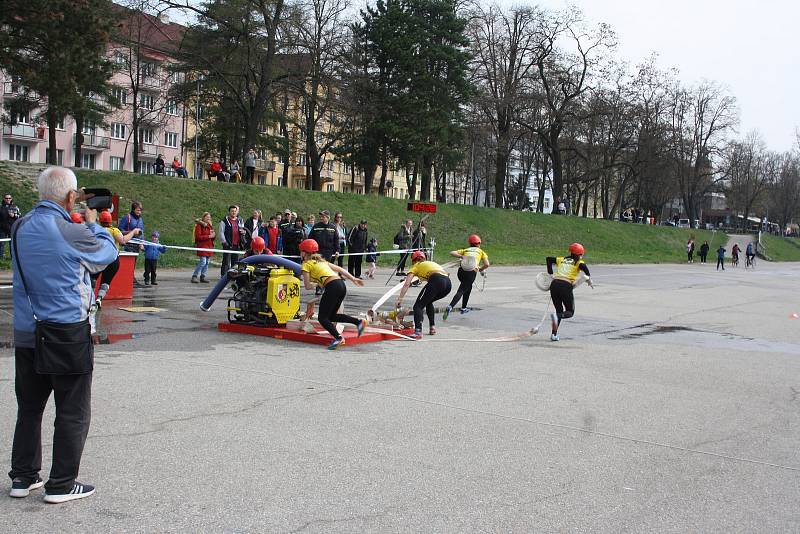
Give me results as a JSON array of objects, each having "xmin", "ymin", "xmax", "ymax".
[{"xmin": 1, "ymin": 262, "xmax": 799, "ymax": 532}]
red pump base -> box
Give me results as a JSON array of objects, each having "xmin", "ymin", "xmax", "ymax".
[{"xmin": 217, "ymin": 322, "xmax": 415, "ymax": 346}]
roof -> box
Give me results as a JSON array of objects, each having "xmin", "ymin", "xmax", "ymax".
[{"xmin": 111, "ymin": 4, "xmax": 185, "ymax": 58}]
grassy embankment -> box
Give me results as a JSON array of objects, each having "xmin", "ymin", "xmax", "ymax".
[
  {"xmin": 760, "ymin": 233, "xmax": 800, "ymax": 261},
  {"xmin": 0, "ymin": 168, "xmax": 733, "ymax": 269}
]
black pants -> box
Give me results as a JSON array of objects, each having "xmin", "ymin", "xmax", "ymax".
[
  {"xmin": 221, "ymin": 245, "xmax": 241, "ymax": 276},
  {"xmin": 347, "ymin": 253, "xmax": 363, "ymax": 278},
  {"xmin": 144, "ymin": 258, "xmax": 158, "ymax": 282},
  {"xmin": 0, "ymin": 229, "xmax": 8, "ymax": 258},
  {"xmin": 246, "ymin": 166, "xmax": 254, "ymax": 184},
  {"xmin": 687, "ymin": 251, "xmax": 693, "ymax": 262},
  {"xmin": 318, "ymin": 279, "xmax": 360, "ymax": 339},
  {"xmin": 699, "ymin": 253, "xmax": 707, "ymax": 263},
  {"xmin": 337, "ymin": 242, "xmax": 346, "ymax": 267},
  {"xmin": 9, "ymin": 347, "xmax": 92, "ymax": 494},
  {"xmin": 413, "ymin": 274, "xmax": 452, "ymax": 330},
  {"xmin": 550, "ymin": 279, "xmax": 575, "ymax": 325},
  {"xmin": 716, "ymin": 257, "xmax": 725, "ymax": 270},
  {"xmin": 90, "ymin": 256, "xmax": 120, "ymax": 287},
  {"xmin": 449, "ymin": 268, "xmax": 477, "ymax": 309}
]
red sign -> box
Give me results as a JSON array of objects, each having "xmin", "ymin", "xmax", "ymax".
[{"xmin": 407, "ymin": 202, "xmax": 437, "ymax": 213}]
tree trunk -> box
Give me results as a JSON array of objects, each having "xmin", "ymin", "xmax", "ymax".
[
  {"xmin": 73, "ymin": 115, "xmax": 84, "ymax": 168},
  {"xmin": 420, "ymin": 155, "xmax": 433, "ymax": 202},
  {"xmin": 47, "ymin": 109, "xmax": 58, "ymax": 165},
  {"xmin": 363, "ymin": 163, "xmax": 376, "ymax": 194},
  {"xmin": 378, "ymin": 144, "xmax": 388, "ymax": 195},
  {"xmin": 408, "ymin": 161, "xmax": 418, "ymax": 201},
  {"xmin": 549, "ymin": 129, "xmax": 563, "ymax": 200}
]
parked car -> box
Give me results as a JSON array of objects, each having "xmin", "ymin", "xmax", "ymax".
[
  {"xmin": 677, "ymin": 218, "xmax": 690, "ymax": 228},
  {"xmin": 660, "ymin": 220, "xmax": 676, "ymax": 227}
]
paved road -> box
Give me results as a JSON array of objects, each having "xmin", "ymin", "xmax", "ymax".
[{"xmin": 1, "ymin": 262, "xmax": 799, "ymax": 532}]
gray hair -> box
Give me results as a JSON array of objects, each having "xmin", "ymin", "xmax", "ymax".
[{"xmin": 38, "ymin": 166, "xmax": 77, "ymax": 202}]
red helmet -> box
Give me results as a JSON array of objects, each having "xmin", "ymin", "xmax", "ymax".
[
  {"xmin": 411, "ymin": 250, "xmax": 426, "ymax": 263},
  {"xmin": 251, "ymin": 236, "xmax": 265, "ymax": 253},
  {"xmin": 569, "ymin": 242, "xmax": 585, "ymax": 256},
  {"xmin": 299, "ymin": 239, "xmax": 319, "ymax": 253},
  {"xmin": 468, "ymin": 234, "xmax": 481, "ymax": 246},
  {"xmin": 99, "ymin": 211, "xmax": 112, "ymax": 224},
  {"xmin": 70, "ymin": 212, "xmax": 85, "ymax": 224}
]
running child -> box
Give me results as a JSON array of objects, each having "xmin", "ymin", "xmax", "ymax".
[
  {"xmin": 396, "ymin": 251, "xmax": 452, "ymax": 339},
  {"xmin": 299, "ymin": 239, "xmax": 367, "ymax": 350},
  {"xmin": 546, "ymin": 242, "xmax": 594, "ymax": 342},
  {"xmin": 365, "ymin": 238, "xmax": 379, "ymax": 279},
  {"xmin": 443, "ymin": 234, "xmax": 490, "ymax": 319}
]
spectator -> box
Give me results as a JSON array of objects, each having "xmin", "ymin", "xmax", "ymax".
[
  {"xmin": 218, "ymin": 205, "xmax": 245, "ymax": 275},
  {"xmin": 9, "ymin": 166, "xmax": 117, "ymax": 503},
  {"xmin": 209, "ymin": 159, "xmax": 222, "ymax": 181},
  {"xmin": 217, "ymin": 160, "xmax": 231, "ymax": 183},
  {"xmin": 244, "ymin": 148, "xmax": 256, "ymax": 184},
  {"xmin": 244, "ymin": 209, "xmax": 263, "ymax": 244},
  {"xmin": 394, "ymin": 219, "xmax": 413, "ymax": 275},
  {"xmin": 716, "ymin": 245, "xmax": 726, "ymax": 271},
  {"xmin": 118, "ymin": 201, "xmax": 145, "ymax": 284},
  {"xmin": 412, "ymin": 220, "xmax": 428, "ymax": 251},
  {"xmin": 334, "ymin": 212, "xmax": 347, "ymax": 267},
  {"xmin": 230, "ymin": 160, "xmax": 241, "ymax": 183},
  {"xmin": 309, "ymin": 210, "xmax": 338, "ymax": 261},
  {"xmin": 558, "ymin": 198, "xmax": 566, "ymax": 215},
  {"xmin": 192, "ymin": 212, "xmax": 215, "ymax": 283},
  {"xmin": 143, "ymin": 231, "xmax": 167, "ymax": 285},
  {"xmin": 264, "ymin": 216, "xmax": 281, "ymax": 254},
  {"xmin": 365, "ymin": 238, "xmax": 379, "ymax": 279},
  {"xmin": 304, "ymin": 214, "xmax": 315, "ymax": 236},
  {"xmin": 347, "ymin": 219, "xmax": 369, "ymax": 278},
  {"xmin": 699, "ymin": 240, "xmax": 709, "ymax": 263},
  {"xmin": 154, "ymin": 154, "xmax": 166, "ymax": 175},
  {"xmin": 282, "ymin": 216, "xmax": 306, "ymax": 259},
  {"xmin": 1, "ymin": 192, "xmax": 21, "ymax": 259},
  {"xmin": 171, "ymin": 156, "xmax": 188, "ymax": 178}
]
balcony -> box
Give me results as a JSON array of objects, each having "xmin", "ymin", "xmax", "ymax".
[
  {"xmin": 140, "ymin": 75, "xmax": 163, "ymax": 90},
  {"xmin": 255, "ymin": 159, "xmax": 276, "ymax": 171},
  {"xmin": 2, "ymin": 124, "xmax": 45, "ymax": 141},
  {"xmin": 137, "ymin": 143, "xmax": 158, "ymax": 157},
  {"xmin": 3, "ymin": 81, "xmax": 21, "ymax": 96},
  {"xmin": 74, "ymin": 133, "xmax": 110, "ymax": 150}
]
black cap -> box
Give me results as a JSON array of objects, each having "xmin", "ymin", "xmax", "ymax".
[
  {"xmin": 319, "ymin": 210, "xmax": 330, "ymax": 216},
  {"xmin": 360, "ymin": 219, "xmax": 368, "ymax": 224}
]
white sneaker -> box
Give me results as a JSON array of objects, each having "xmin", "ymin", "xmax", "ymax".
[
  {"xmin": 44, "ymin": 482, "xmax": 95, "ymax": 504},
  {"xmin": 550, "ymin": 333, "xmax": 560, "ymax": 342},
  {"xmin": 88, "ymin": 305, "xmax": 97, "ymax": 335}
]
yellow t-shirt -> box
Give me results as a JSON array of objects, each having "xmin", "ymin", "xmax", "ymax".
[
  {"xmin": 553, "ymin": 256, "xmax": 585, "ymax": 283},
  {"xmin": 302, "ymin": 259, "xmax": 337, "ymax": 286},
  {"xmin": 457, "ymin": 247, "xmax": 488, "ymax": 270},
  {"xmin": 409, "ymin": 260, "xmax": 447, "ymax": 281},
  {"xmin": 105, "ymin": 226, "xmax": 123, "ymax": 250}
]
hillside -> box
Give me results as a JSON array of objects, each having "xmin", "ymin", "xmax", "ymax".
[{"xmin": 1, "ymin": 167, "xmax": 727, "ymax": 268}]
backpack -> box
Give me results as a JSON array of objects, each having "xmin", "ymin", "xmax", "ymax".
[{"xmin": 460, "ymin": 247, "xmax": 481, "ymax": 271}]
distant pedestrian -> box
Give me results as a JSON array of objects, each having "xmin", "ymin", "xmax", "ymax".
[
  {"xmin": 347, "ymin": 219, "xmax": 369, "ymax": 278},
  {"xmin": 1, "ymin": 192, "xmax": 21, "ymax": 258},
  {"xmin": 171, "ymin": 156, "xmax": 188, "ymax": 178},
  {"xmin": 264, "ymin": 217, "xmax": 281, "ymax": 254},
  {"xmin": 365, "ymin": 238, "xmax": 379, "ymax": 279},
  {"xmin": 244, "ymin": 148, "xmax": 256, "ymax": 184},
  {"xmin": 244, "ymin": 209, "xmax": 263, "ymax": 244},
  {"xmin": 282, "ymin": 216, "xmax": 306, "ymax": 259},
  {"xmin": 304, "ymin": 214, "xmax": 315, "ymax": 236},
  {"xmin": 192, "ymin": 212, "xmax": 215, "ymax": 283},
  {"xmin": 686, "ymin": 238, "xmax": 695, "ymax": 263},
  {"xmin": 118, "ymin": 201, "xmax": 145, "ymax": 284},
  {"xmin": 699, "ymin": 241, "xmax": 709, "ymax": 263},
  {"xmin": 218, "ymin": 205, "xmax": 245, "ymax": 275},
  {"xmin": 716, "ymin": 245, "xmax": 726, "ymax": 271},
  {"xmin": 143, "ymin": 231, "xmax": 166, "ymax": 285},
  {"xmin": 154, "ymin": 154, "xmax": 166, "ymax": 175},
  {"xmin": 334, "ymin": 212, "xmax": 347, "ymax": 267}
]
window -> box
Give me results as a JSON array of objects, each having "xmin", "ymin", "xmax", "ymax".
[
  {"xmin": 137, "ymin": 161, "xmax": 154, "ymax": 174},
  {"xmin": 12, "ymin": 111, "xmax": 29, "ymax": 124},
  {"xmin": 544, "ymin": 199, "xmax": 550, "ymax": 210},
  {"xmin": 8, "ymin": 144, "xmax": 28, "ymax": 162},
  {"xmin": 326, "ymin": 184, "xmax": 334, "ymax": 192},
  {"xmin": 82, "ymin": 122, "xmax": 96, "ymax": 135},
  {"xmin": 139, "ymin": 93, "xmax": 155, "ymax": 110},
  {"xmin": 138, "ymin": 128, "xmax": 154, "ymax": 145},
  {"xmin": 141, "ymin": 62, "xmax": 156, "ymax": 78},
  {"xmin": 114, "ymin": 53, "xmax": 127, "ymax": 66},
  {"xmin": 112, "ymin": 87, "xmax": 128, "ymax": 105},
  {"xmin": 326, "ymin": 159, "xmax": 334, "ymax": 172},
  {"xmin": 110, "ymin": 156, "xmax": 124, "ymax": 171},
  {"xmin": 165, "ymin": 99, "xmax": 178, "ymax": 115},
  {"xmin": 164, "ymin": 132, "xmax": 178, "ymax": 147},
  {"xmin": 298, "ymin": 154, "xmax": 306, "ymax": 167},
  {"xmin": 46, "ymin": 149, "xmax": 64, "ymax": 166},
  {"xmin": 81, "ymin": 153, "xmax": 96, "ymax": 170},
  {"xmin": 111, "ymin": 123, "xmax": 127, "ymax": 139}
]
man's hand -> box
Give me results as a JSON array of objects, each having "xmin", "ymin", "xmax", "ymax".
[
  {"xmin": 84, "ymin": 208, "xmax": 98, "ymax": 224},
  {"xmin": 134, "ymin": 228, "xmax": 142, "ymax": 235}
]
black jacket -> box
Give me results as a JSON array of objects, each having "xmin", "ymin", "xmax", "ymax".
[
  {"xmin": 347, "ymin": 226, "xmax": 368, "ymax": 253},
  {"xmin": 281, "ymin": 224, "xmax": 305, "ymax": 257},
  {"xmin": 309, "ymin": 222, "xmax": 338, "ymax": 259},
  {"xmin": 0, "ymin": 202, "xmax": 21, "ymax": 234}
]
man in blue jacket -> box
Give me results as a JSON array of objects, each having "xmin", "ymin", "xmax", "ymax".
[{"xmin": 9, "ymin": 166, "xmax": 117, "ymax": 504}]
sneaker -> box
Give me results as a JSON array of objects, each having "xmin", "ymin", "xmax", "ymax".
[
  {"xmin": 43, "ymin": 482, "xmax": 95, "ymax": 504},
  {"xmin": 328, "ymin": 337, "xmax": 346, "ymax": 350},
  {"xmin": 442, "ymin": 305, "xmax": 452, "ymax": 321},
  {"xmin": 9, "ymin": 476, "xmax": 44, "ymax": 498},
  {"xmin": 429, "ymin": 326, "xmax": 437, "ymax": 335},
  {"xmin": 460, "ymin": 307, "xmax": 471, "ymax": 315},
  {"xmin": 357, "ymin": 319, "xmax": 367, "ymax": 337},
  {"xmin": 200, "ymin": 276, "xmax": 209, "ymax": 284},
  {"xmin": 411, "ymin": 280, "xmax": 420, "ymax": 287},
  {"xmin": 191, "ymin": 276, "xmax": 199, "ymax": 284},
  {"xmin": 143, "ymin": 280, "xmax": 150, "ymax": 286},
  {"xmin": 94, "ymin": 296, "xmax": 103, "ymax": 309},
  {"xmin": 409, "ymin": 330, "xmax": 423, "ymax": 340},
  {"xmin": 150, "ymin": 280, "xmax": 158, "ymax": 285},
  {"xmin": 550, "ymin": 333, "xmax": 560, "ymax": 342}
]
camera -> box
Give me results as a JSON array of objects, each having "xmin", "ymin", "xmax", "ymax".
[{"xmin": 83, "ymin": 188, "xmax": 113, "ymax": 210}]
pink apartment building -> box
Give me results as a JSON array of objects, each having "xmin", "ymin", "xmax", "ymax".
[{"xmin": 0, "ymin": 11, "xmax": 188, "ymax": 174}]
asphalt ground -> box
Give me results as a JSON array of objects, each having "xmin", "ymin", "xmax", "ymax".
[{"xmin": 1, "ymin": 261, "xmax": 799, "ymax": 532}]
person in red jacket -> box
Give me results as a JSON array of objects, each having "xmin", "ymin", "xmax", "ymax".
[
  {"xmin": 192, "ymin": 212, "xmax": 215, "ymax": 283},
  {"xmin": 264, "ymin": 216, "xmax": 281, "ymax": 253}
]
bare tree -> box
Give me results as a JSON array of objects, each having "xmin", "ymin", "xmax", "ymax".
[
  {"xmin": 768, "ymin": 153, "xmax": 800, "ymax": 231},
  {"xmin": 723, "ymin": 132, "xmax": 773, "ymax": 227}
]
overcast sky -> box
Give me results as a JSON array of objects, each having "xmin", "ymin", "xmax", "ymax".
[{"xmin": 532, "ymin": 0, "xmax": 799, "ymax": 152}]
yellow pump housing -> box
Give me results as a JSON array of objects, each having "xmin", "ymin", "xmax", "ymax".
[{"xmin": 265, "ymin": 268, "xmax": 301, "ymax": 324}]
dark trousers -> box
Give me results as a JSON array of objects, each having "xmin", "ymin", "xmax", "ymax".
[
  {"xmin": 0, "ymin": 229, "xmax": 8, "ymax": 258},
  {"xmin": 144, "ymin": 258, "xmax": 158, "ymax": 282},
  {"xmin": 397, "ymin": 252, "xmax": 409, "ymax": 274},
  {"xmin": 337, "ymin": 242, "xmax": 346, "ymax": 267},
  {"xmin": 550, "ymin": 279, "xmax": 575, "ymax": 326},
  {"xmin": 246, "ymin": 166, "xmax": 255, "ymax": 184},
  {"xmin": 221, "ymin": 245, "xmax": 241, "ymax": 276},
  {"xmin": 413, "ymin": 274, "xmax": 452, "ymax": 330},
  {"xmin": 449, "ymin": 268, "xmax": 477, "ymax": 309},
  {"xmin": 94, "ymin": 257, "xmax": 120, "ymax": 287},
  {"xmin": 347, "ymin": 253, "xmax": 363, "ymax": 278},
  {"xmin": 318, "ymin": 279, "xmax": 360, "ymax": 339},
  {"xmin": 716, "ymin": 257, "xmax": 725, "ymax": 270},
  {"xmin": 9, "ymin": 347, "xmax": 92, "ymax": 494}
]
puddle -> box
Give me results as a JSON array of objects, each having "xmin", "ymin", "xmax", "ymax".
[{"xmin": 618, "ymin": 325, "xmax": 694, "ymax": 339}]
